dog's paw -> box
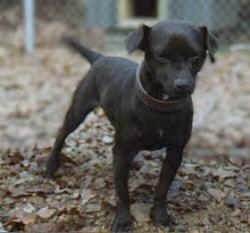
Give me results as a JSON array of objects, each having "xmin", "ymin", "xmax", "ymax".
[
  {"xmin": 46, "ymin": 154, "xmax": 60, "ymax": 177},
  {"xmin": 150, "ymin": 205, "xmax": 175, "ymax": 227},
  {"xmin": 112, "ymin": 211, "xmax": 134, "ymax": 233}
]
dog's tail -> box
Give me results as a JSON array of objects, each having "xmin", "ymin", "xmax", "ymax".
[{"xmin": 62, "ymin": 37, "xmax": 103, "ymax": 64}]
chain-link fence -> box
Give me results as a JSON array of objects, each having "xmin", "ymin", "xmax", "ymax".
[{"xmin": 0, "ymin": 0, "xmax": 250, "ymax": 51}]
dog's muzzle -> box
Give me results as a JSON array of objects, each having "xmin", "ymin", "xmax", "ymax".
[
  {"xmin": 174, "ymin": 78, "xmax": 194, "ymax": 95},
  {"xmin": 135, "ymin": 63, "xmax": 191, "ymax": 112}
]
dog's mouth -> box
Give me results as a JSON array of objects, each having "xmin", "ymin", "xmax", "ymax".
[
  {"xmin": 162, "ymin": 92, "xmax": 191, "ymax": 101},
  {"xmin": 160, "ymin": 82, "xmax": 194, "ymax": 101}
]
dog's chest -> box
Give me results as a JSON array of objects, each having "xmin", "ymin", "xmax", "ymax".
[
  {"xmin": 136, "ymin": 126, "xmax": 169, "ymax": 150},
  {"xmin": 131, "ymin": 110, "xmax": 189, "ymax": 150}
]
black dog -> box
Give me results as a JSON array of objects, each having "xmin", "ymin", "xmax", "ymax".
[{"xmin": 46, "ymin": 20, "xmax": 217, "ymax": 232}]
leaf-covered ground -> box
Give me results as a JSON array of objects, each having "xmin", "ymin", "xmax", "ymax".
[
  {"xmin": 0, "ymin": 37, "xmax": 250, "ymax": 232},
  {"xmin": 0, "ymin": 144, "xmax": 249, "ymax": 232}
]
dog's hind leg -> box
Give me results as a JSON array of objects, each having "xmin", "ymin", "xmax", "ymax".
[{"xmin": 46, "ymin": 75, "xmax": 99, "ymax": 176}]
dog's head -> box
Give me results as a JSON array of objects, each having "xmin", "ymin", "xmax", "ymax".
[{"xmin": 126, "ymin": 20, "xmax": 217, "ymax": 100}]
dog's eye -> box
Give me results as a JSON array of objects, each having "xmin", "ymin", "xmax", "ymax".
[
  {"xmin": 155, "ymin": 55, "xmax": 170, "ymax": 64},
  {"xmin": 189, "ymin": 56, "xmax": 202, "ymax": 68},
  {"xmin": 189, "ymin": 56, "xmax": 200, "ymax": 63}
]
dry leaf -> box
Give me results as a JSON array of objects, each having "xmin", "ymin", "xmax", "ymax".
[
  {"xmin": 207, "ymin": 188, "xmax": 225, "ymax": 201},
  {"xmin": 224, "ymin": 193, "xmax": 241, "ymax": 209},
  {"xmin": 81, "ymin": 189, "xmax": 95, "ymax": 205},
  {"xmin": 85, "ymin": 203, "xmax": 102, "ymax": 213},
  {"xmin": 36, "ymin": 207, "xmax": 56, "ymax": 219},
  {"xmin": 131, "ymin": 203, "xmax": 151, "ymax": 223},
  {"xmin": 211, "ymin": 167, "xmax": 236, "ymax": 180},
  {"xmin": 102, "ymin": 135, "xmax": 113, "ymax": 144},
  {"xmin": 8, "ymin": 209, "xmax": 37, "ymax": 225}
]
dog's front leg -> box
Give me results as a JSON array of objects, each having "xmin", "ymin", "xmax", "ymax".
[
  {"xmin": 150, "ymin": 147, "xmax": 183, "ymax": 226},
  {"xmin": 112, "ymin": 144, "xmax": 136, "ymax": 233}
]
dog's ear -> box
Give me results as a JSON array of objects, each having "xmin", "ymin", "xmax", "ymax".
[
  {"xmin": 125, "ymin": 24, "xmax": 151, "ymax": 53},
  {"xmin": 199, "ymin": 26, "xmax": 218, "ymax": 63}
]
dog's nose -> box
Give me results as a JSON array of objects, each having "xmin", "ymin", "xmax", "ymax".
[{"xmin": 175, "ymin": 79, "xmax": 193, "ymax": 93}]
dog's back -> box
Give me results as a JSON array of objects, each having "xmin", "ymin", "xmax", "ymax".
[{"xmin": 63, "ymin": 37, "xmax": 139, "ymax": 112}]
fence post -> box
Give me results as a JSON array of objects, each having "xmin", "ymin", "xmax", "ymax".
[{"xmin": 24, "ymin": 0, "xmax": 36, "ymax": 54}]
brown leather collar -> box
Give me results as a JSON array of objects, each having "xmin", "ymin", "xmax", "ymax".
[{"xmin": 135, "ymin": 63, "xmax": 191, "ymax": 112}]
